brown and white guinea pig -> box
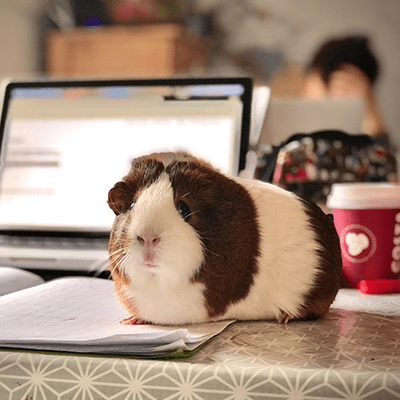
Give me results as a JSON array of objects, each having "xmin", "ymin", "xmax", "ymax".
[{"xmin": 107, "ymin": 152, "xmax": 343, "ymax": 325}]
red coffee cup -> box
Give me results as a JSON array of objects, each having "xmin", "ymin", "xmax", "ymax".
[{"xmin": 327, "ymin": 183, "xmax": 400, "ymax": 288}]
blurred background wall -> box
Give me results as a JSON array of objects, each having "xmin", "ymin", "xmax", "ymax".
[
  {"xmin": 1, "ymin": 0, "xmax": 399, "ymax": 148},
  {"xmin": 0, "ymin": 0, "xmax": 47, "ymax": 75}
]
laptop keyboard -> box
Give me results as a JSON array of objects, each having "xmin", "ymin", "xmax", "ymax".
[{"xmin": 0, "ymin": 234, "xmax": 109, "ymax": 251}]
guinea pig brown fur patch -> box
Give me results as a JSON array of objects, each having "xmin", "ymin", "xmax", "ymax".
[
  {"xmin": 296, "ymin": 199, "xmax": 343, "ymax": 320},
  {"xmin": 165, "ymin": 159, "xmax": 261, "ymax": 318}
]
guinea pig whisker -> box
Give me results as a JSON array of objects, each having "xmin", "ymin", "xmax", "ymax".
[
  {"xmin": 108, "ymin": 257, "xmax": 125, "ymax": 271},
  {"xmin": 108, "ymin": 247, "xmax": 126, "ymax": 259},
  {"xmin": 108, "ymin": 253, "xmax": 129, "ymax": 275},
  {"xmin": 205, "ymin": 248, "xmax": 220, "ymax": 257},
  {"xmin": 94, "ymin": 259, "xmax": 111, "ymax": 275},
  {"xmin": 108, "ymin": 247, "xmax": 129, "ymax": 274},
  {"xmin": 186, "ymin": 209, "xmax": 199, "ymax": 219},
  {"xmin": 108, "ymin": 254, "xmax": 124, "ymax": 268},
  {"xmin": 108, "ymin": 250, "xmax": 127, "ymax": 266},
  {"xmin": 181, "ymin": 192, "xmax": 191, "ymax": 199},
  {"xmin": 197, "ymin": 237, "xmax": 220, "ymax": 258}
]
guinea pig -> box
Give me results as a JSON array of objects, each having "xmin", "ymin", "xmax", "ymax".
[{"xmin": 107, "ymin": 152, "xmax": 343, "ymax": 325}]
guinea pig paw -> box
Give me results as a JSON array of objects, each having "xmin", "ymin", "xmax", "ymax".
[
  {"xmin": 119, "ymin": 315, "xmax": 147, "ymax": 325},
  {"xmin": 277, "ymin": 311, "xmax": 294, "ymax": 324}
]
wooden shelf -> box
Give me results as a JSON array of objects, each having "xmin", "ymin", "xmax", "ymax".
[{"xmin": 46, "ymin": 24, "xmax": 208, "ymax": 78}]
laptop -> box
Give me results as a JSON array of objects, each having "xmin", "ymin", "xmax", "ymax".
[
  {"xmin": 257, "ymin": 97, "xmax": 364, "ymax": 146},
  {"xmin": 0, "ymin": 77, "xmax": 252, "ymax": 274}
]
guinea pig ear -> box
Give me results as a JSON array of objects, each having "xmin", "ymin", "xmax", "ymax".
[{"xmin": 107, "ymin": 181, "xmax": 131, "ymax": 215}]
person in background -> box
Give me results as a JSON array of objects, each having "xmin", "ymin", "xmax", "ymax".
[
  {"xmin": 258, "ymin": 36, "xmax": 398, "ymax": 203},
  {"xmin": 302, "ymin": 36, "xmax": 388, "ymax": 143}
]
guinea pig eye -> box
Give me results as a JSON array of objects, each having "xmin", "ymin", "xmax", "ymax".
[
  {"xmin": 129, "ymin": 201, "xmax": 135, "ymax": 210},
  {"xmin": 177, "ymin": 200, "xmax": 191, "ymax": 221}
]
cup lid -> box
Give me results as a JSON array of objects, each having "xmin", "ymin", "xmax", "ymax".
[{"xmin": 327, "ymin": 183, "xmax": 400, "ymax": 209}]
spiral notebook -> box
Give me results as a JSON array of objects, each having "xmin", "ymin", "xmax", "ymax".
[{"xmin": 0, "ymin": 77, "xmax": 252, "ymax": 272}]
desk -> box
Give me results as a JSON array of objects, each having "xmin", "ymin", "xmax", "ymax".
[{"xmin": 1, "ymin": 289, "xmax": 399, "ymax": 399}]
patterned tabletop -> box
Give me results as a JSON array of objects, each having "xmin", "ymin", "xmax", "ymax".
[{"xmin": 1, "ymin": 289, "xmax": 399, "ymax": 400}]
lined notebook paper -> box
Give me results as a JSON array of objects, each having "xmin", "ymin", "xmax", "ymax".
[{"xmin": 0, "ymin": 277, "xmax": 234, "ymax": 357}]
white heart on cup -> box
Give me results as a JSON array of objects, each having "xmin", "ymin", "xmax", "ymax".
[{"xmin": 345, "ymin": 232, "xmax": 370, "ymax": 256}]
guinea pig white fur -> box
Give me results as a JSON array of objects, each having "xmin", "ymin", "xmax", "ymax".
[{"xmin": 108, "ymin": 152, "xmax": 343, "ymax": 325}]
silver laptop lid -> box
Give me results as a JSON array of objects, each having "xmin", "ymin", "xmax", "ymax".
[
  {"xmin": 258, "ymin": 97, "xmax": 364, "ymax": 146},
  {"xmin": 0, "ymin": 78, "xmax": 252, "ymax": 234}
]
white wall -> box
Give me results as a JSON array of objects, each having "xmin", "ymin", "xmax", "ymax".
[{"xmin": 0, "ymin": 0, "xmax": 48, "ymax": 77}]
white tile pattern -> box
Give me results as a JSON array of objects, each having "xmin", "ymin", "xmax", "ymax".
[{"xmin": 1, "ymin": 289, "xmax": 400, "ymax": 399}]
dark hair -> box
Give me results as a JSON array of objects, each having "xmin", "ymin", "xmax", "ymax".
[{"xmin": 308, "ymin": 36, "xmax": 380, "ymax": 85}]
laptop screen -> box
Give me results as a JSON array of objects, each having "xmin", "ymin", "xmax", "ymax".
[{"xmin": 0, "ymin": 78, "xmax": 252, "ymax": 233}]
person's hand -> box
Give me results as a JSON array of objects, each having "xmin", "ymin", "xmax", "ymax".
[
  {"xmin": 327, "ymin": 64, "xmax": 373, "ymax": 99},
  {"xmin": 327, "ymin": 64, "xmax": 386, "ymax": 136}
]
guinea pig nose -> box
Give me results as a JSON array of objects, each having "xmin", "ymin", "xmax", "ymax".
[{"xmin": 136, "ymin": 234, "xmax": 161, "ymax": 246}]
